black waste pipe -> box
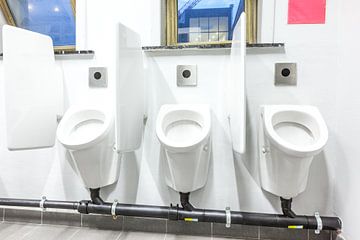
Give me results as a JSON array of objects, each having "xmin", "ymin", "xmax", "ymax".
[
  {"xmin": 0, "ymin": 197, "xmax": 342, "ymax": 231},
  {"xmin": 280, "ymin": 197, "xmax": 297, "ymax": 218},
  {"xmin": 90, "ymin": 188, "xmax": 105, "ymax": 205},
  {"xmin": 180, "ymin": 192, "xmax": 194, "ymax": 211}
]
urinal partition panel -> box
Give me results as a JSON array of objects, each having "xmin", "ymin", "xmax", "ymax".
[
  {"xmin": 3, "ymin": 25, "xmax": 62, "ymax": 150},
  {"xmin": 227, "ymin": 13, "xmax": 246, "ymax": 154},
  {"xmin": 115, "ymin": 23, "xmax": 145, "ymax": 152}
]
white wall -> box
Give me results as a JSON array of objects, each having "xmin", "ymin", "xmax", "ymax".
[
  {"xmin": 333, "ymin": 1, "xmax": 360, "ymax": 239},
  {"xmin": 0, "ymin": 0, "xmax": 358, "ymax": 237}
]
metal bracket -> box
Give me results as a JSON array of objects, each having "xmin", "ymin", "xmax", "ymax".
[
  {"xmin": 111, "ymin": 199, "xmax": 118, "ymax": 220},
  {"xmin": 225, "ymin": 207, "xmax": 231, "ymax": 228},
  {"xmin": 40, "ymin": 196, "xmax": 46, "ymax": 212},
  {"xmin": 314, "ymin": 212, "xmax": 323, "ymax": 234}
]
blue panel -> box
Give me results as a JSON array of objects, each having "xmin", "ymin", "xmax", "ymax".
[
  {"xmin": 178, "ymin": 0, "xmax": 244, "ymax": 43},
  {"xmin": 7, "ymin": 0, "xmax": 75, "ymax": 47}
]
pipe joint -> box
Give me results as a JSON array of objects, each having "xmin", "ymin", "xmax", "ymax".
[
  {"xmin": 168, "ymin": 204, "xmax": 180, "ymax": 221},
  {"xmin": 78, "ymin": 200, "xmax": 90, "ymax": 214},
  {"xmin": 180, "ymin": 192, "xmax": 195, "ymax": 211},
  {"xmin": 90, "ymin": 188, "xmax": 105, "ymax": 205},
  {"xmin": 280, "ymin": 197, "xmax": 297, "ymax": 218}
]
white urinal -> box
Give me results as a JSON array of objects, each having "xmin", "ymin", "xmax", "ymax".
[
  {"xmin": 156, "ymin": 104, "xmax": 211, "ymax": 193},
  {"xmin": 57, "ymin": 23, "xmax": 145, "ymax": 188},
  {"xmin": 258, "ymin": 105, "xmax": 328, "ymax": 199},
  {"xmin": 57, "ymin": 106, "xmax": 117, "ymax": 188}
]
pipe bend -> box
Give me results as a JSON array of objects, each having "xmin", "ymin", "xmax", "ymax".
[{"xmin": 90, "ymin": 188, "xmax": 105, "ymax": 205}]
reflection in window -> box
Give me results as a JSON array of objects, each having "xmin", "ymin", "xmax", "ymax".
[
  {"xmin": 178, "ymin": 0, "xmax": 244, "ymax": 44},
  {"xmin": 6, "ymin": 0, "xmax": 75, "ymax": 47}
]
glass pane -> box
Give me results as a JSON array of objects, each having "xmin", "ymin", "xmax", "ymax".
[
  {"xmin": 219, "ymin": 17, "xmax": 229, "ymax": 32},
  {"xmin": 178, "ymin": 0, "xmax": 244, "ymax": 44},
  {"xmin": 189, "ymin": 18, "xmax": 199, "ymax": 32},
  {"xmin": 219, "ymin": 32, "xmax": 228, "ymax": 41},
  {"xmin": 209, "ymin": 17, "xmax": 218, "ymax": 32},
  {"xmin": 209, "ymin": 32, "xmax": 219, "ymax": 42},
  {"xmin": 7, "ymin": 0, "xmax": 76, "ymax": 47},
  {"xmin": 189, "ymin": 32, "xmax": 201, "ymax": 42},
  {"xmin": 199, "ymin": 17, "xmax": 209, "ymax": 32},
  {"xmin": 200, "ymin": 32, "xmax": 209, "ymax": 42}
]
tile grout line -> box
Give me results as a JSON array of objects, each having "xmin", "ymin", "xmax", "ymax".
[
  {"xmin": 68, "ymin": 227, "xmax": 82, "ymax": 240},
  {"xmin": 307, "ymin": 229, "xmax": 309, "ymax": 240},
  {"xmin": 20, "ymin": 224, "xmax": 41, "ymax": 240},
  {"xmin": 164, "ymin": 219, "xmax": 168, "ymax": 240},
  {"xmin": 115, "ymin": 230, "xmax": 124, "ymax": 240}
]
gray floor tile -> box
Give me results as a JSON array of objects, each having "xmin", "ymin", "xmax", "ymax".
[
  {"xmin": 167, "ymin": 221, "xmax": 211, "ymax": 236},
  {"xmin": 82, "ymin": 214, "xmax": 123, "ymax": 230},
  {"xmin": 123, "ymin": 216, "xmax": 166, "ymax": 233},
  {"xmin": 119, "ymin": 231, "xmax": 166, "ymax": 240},
  {"xmin": 23, "ymin": 225, "xmax": 80, "ymax": 240},
  {"xmin": 43, "ymin": 211, "xmax": 81, "ymax": 227},
  {"xmin": 213, "ymin": 223, "xmax": 259, "ymax": 239},
  {"xmin": 308, "ymin": 230, "xmax": 332, "ymax": 240},
  {"xmin": 4, "ymin": 209, "xmax": 41, "ymax": 224},
  {"xmin": 0, "ymin": 208, "xmax": 4, "ymax": 221},
  {"xmin": 0, "ymin": 222, "xmax": 37, "ymax": 240},
  {"xmin": 69, "ymin": 227, "xmax": 121, "ymax": 240},
  {"xmin": 260, "ymin": 226, "xmax": 308, "ymax": 240},
  {"xmin": 165, "ymin": 234, "xmax": 210, "ymax": 240}
]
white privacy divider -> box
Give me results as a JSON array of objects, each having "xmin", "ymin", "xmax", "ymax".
[
  {"xmin": 3, "ymin": 25, "xmax": 62, "ymax": 150},
  {"xmin": 115, "ymin": 23, "xmax": 145, "ymax": 152},
  {"xmin": 226, "ymin": 13, "xmax": 247, "ymax": 154}
]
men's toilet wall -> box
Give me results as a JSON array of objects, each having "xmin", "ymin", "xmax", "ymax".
[
  {"xmin": 3, "ymin": 26, "xmax": 63, "ymax": 150},
  {"xmin": 0, "ymin": 0, "xmax": 339, "ymax": 220}
]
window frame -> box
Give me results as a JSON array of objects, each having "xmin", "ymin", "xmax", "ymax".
[
  {"xmin": 0, "ymin": 0, "xmax": 76, "ymax": 51},
  {"xmin": 166, "ymin": 0, "xmax": 257, "ymax": 46}
]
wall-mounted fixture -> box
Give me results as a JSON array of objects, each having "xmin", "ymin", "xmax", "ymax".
[
  {"xmin": 156, "ymin": 104, "xmax": 211, "ymax": 193},
  {"xmin": 89, "ymin": 67, "xmax": 108, "ymax": 88},
  {"xmin": 3, "ymin": 25, "xmax": 63, "ymax": 150},
  {"xmin": 275, "ymin": 63, "xmax": 297, "ymax": 86},
  {"xmin": 258, "ymin": 105, "xmax": 328, "ymax": 209},
  {"xmin": 57, "ymin": 23, "xmax": 145, "ymax": 189},
  {"xmin": 177, "ymin": 65, "xmax": 197, "ymax": 87}
]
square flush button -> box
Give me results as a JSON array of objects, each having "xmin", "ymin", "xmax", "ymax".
[
  {"xmin": 275, "ymin": 63, "xmax": 297, "ymax": 86},
  {"xmin": 89, "ymin": 67, "xmax": 108, "ymax": 88},
  {"xmin": 177, "ymin": 65, "xmax": 197, "ymax": 87}
]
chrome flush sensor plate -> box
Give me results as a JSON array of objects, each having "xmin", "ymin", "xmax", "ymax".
[{"xmin": 177, "ymin": 65, "xmax": 197, "ymax": 87}]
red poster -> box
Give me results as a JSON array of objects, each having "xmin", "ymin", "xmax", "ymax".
[{"xmin": 288, "ymin": 0, "xmax": 326, "ymax": 24}]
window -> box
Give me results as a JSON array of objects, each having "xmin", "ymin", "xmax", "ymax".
[
  {"xmin": 0, "ymin": 0, "xmax": 76, "ymax": 50},
  {"xmin": 166, "ymin": 0, "xmax": 257, "ymax": 45}
]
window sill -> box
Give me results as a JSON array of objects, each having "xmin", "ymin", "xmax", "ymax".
[
  {"xmin": 0, "ymin": 50, "xmax": 95, "ymax": 60},
  {"xmin": 142, "ymin": 43, "xmax": 285, "ymax": 55}
]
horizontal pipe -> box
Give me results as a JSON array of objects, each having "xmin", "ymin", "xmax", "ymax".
[
  {"xmin": 0, "ymin": 198, "xmax": 79, "ymax": 210},
  {"xmin": 0, "ymin": 198, "xmax": 342, "ymax": 231}
]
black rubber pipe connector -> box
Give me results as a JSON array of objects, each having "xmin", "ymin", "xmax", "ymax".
[
  {"xmin": 180, "ymin": 192, "xmax": 194, "ymax": 211},
  {"xmin": 281, "ymin": 197, "xmax": 297, "ymax": 218},
  {"xmin": 90, "ymin": 188, "xmax": 105, "ymax": 205}
]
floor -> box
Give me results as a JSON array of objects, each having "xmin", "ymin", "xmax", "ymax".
[{"xmin": 0, "ymin": 222, "xmax": 231, "ymax": 240}]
